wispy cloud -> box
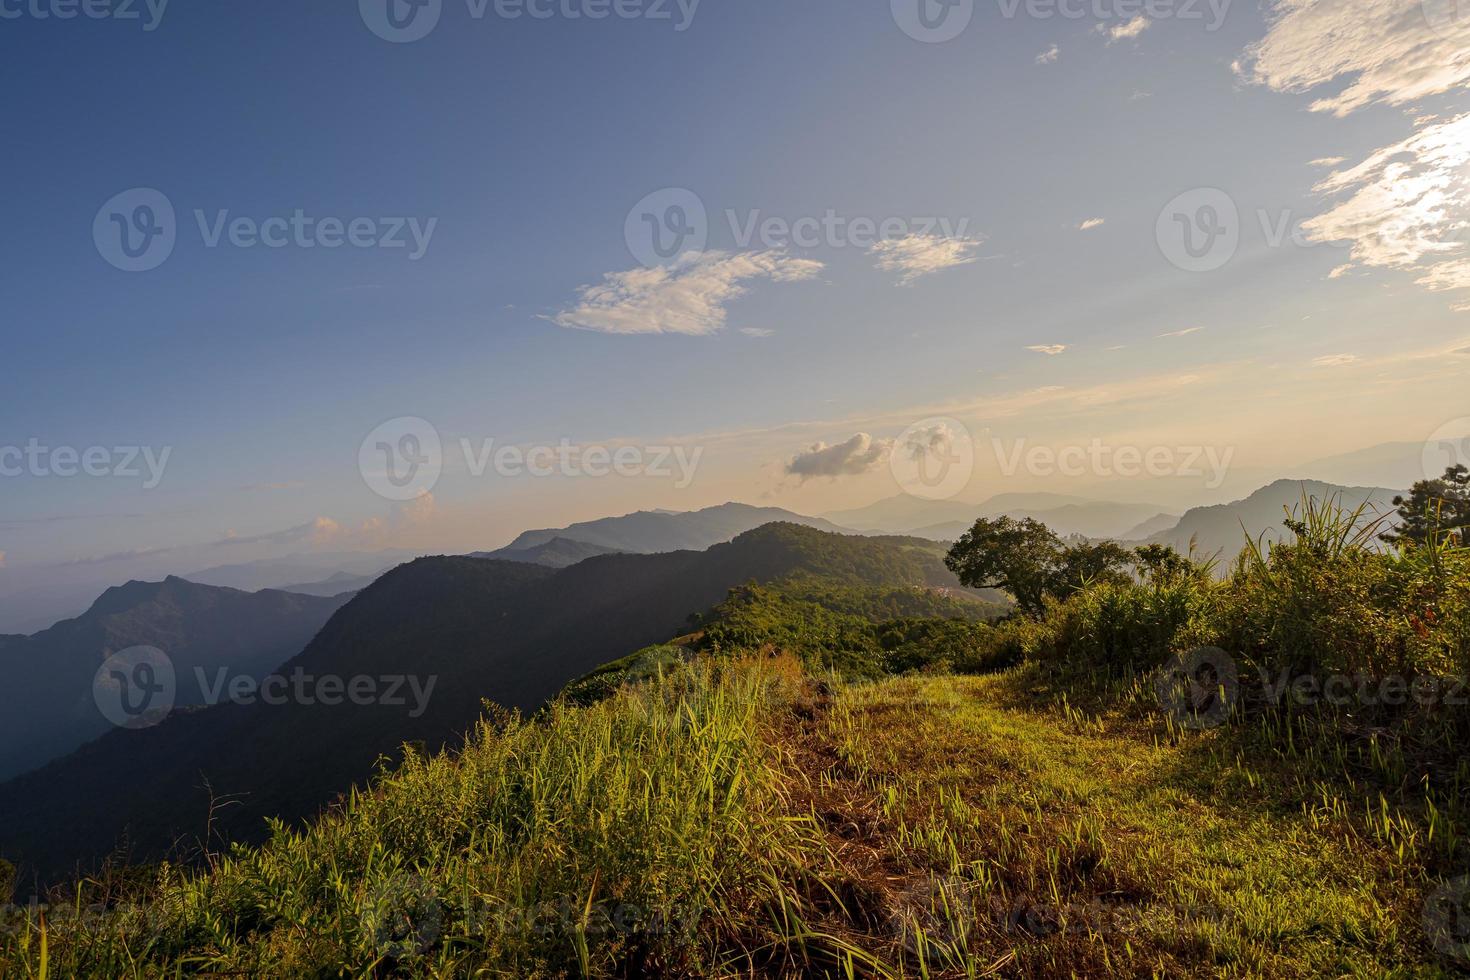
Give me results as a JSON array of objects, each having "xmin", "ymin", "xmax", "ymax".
[
  {"xmin": 1311, "ymin": 353, "xmax": 1360, "ymax": 367},
  {"xmin": 1237, "ymin": 0, "xmax": 1470, "ymax": 115},
  {"xmin": 550, "ymin": 251, "xmax": 823, "ymax": 335},
  {"xmin": 1026, "ymin": 344, "xmax": 1069, "ymax": 355},
  {"xmin": 1035, "ymin": 43, "xmax": 1059, "ymax": 64},
  {"xmin": 1158, "ymin": 326, "xmax": 1204, "ymax": 338},
  {"xmin": 869, "ymin": 233, "xmax": 984, "ymax": 285},
  {"xmin": 785, "ymin": 433, "xmax": 891, "ymax": 480},
  {"xmin": 739, "ymin": 327, "xmax": 775, "ymax": 338},
  {"xmin": 1309, "ymin": 156, "xmax": 1346, "ymax": 167},
  {"xmin": 1077, "ymin": 217, "xmax": 1105, "ymax": 231},
  {"xmin": 1303, "ymin": 114, "xmax": 1470, "ymax": 288},
  {"xmin": 1100, "ymin": 15, "xmax": 1149, "ymax": 43}
]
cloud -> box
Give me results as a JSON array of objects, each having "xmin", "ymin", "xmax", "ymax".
[
  {"xmin": 895, "ymin": 421, "xmax": 961, "ymax": 472},
  {"xmin": 1310, "ymin": 156, "xmax": 1346, "ymax": 167},
  {"xmin": 1158, "ymin": 326, "xmax": 1204, "ymax": 338},
  {"xmin": 740, "ymin": 327, "xmax": 775, "ymax": 337},
  {"xmin": 1312, "ymin": 353, "xmax": 1360, "ymax": 367},
  {"xmin": 1454, "ymin": 300, "xmax": 1470, "ymax": 312},
  {"xmin": 550, "ymin": 250, "xmax": 823, "ymax": 335},
  {"xmin": 1100, "ymin": 15, "xmax": 1150, "ymax": 43},
  {"xmin": 1036, "ymin": 44, "xmax": 1059, "ymax": 64},
  {"xmin": 1301, "ymin": 114, "xmax": 1470, "ymax": 285},
  {"xmin": 785, "ymin": 433, "xmax": 892, "ymax": 480},
  {"xmin": 869, "ymin": 233, "xmax": 984, "ymax": 285},
  {"xmin": 1237, "ymin": 0, "xmax": 1470, "ymax": 116},
  {"xmin": 1026, "ymin": 344, "xmax": 1069, "ymax": 355},
  {"xmin": 1077, "ymin": 217, "xmax": 1105, "ymax": 231},
  {"xmin": 1453, "ymin": 345, "xmax": 1470, "ymax": 354}
]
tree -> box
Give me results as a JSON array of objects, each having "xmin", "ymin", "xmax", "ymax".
[
  {"xmin": 1382, "ymin": 465, "xmax": 1470, "ymax": 547},
  {"xmin": 1054, "ymin": 540, "xmax": 1134, "ymax": 598},
  {"xmin": 1132, "ymin": 543, "xmax": 1197, "ymax": 584},
  {"xmin": 944, "ymin": 517, "xmax": 1062, "ymax": 616}
]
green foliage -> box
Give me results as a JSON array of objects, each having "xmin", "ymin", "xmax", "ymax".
[{"xmin": 1384, "ymin": 464, "xmax": 1470, "ymax": 548}]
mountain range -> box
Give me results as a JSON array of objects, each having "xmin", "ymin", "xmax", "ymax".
[
  {"xmin": 498, "ymin": 502, "xmax": 850, "ymax": 554},
  {"xmin": 825, "ymin": 493, "xmax": 1175, "ymax": 540},
  {"xmin": 0, "ymin": 524, "xmax": 986, "ymax": 880},
  {"xmin": 0, "ymin": 579, "xmax": 350, "ymax": 782}
]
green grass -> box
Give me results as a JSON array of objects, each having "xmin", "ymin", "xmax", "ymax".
[{"xmin": 3, "ymin": 654, "xmax": 1457, "ymax": 977}]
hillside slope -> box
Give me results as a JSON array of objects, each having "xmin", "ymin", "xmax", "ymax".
[
  {"xmin": 0, "ymin": 579, "xmax": 350, "ymax": 781},
  {"xmin": 0, "ymin": 525, "xmax": 979, "ymax": 878},
  {"xmin": 500, "ymin": 502, "xmax": 851, "ymax": 553}
]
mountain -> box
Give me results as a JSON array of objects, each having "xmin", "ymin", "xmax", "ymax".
[
  {"xmin": 1294, "ymin": 441, "xmax": 1434, "ymax": 491},
  {"xmin": 833, "ymin": 494, "xmax": 1173, "ymax": 540},
  {"xmin": 0, "ymin": 579, "xmax": 350, "ymax": 782},
  {"xmin": 0, "ymin": 525, "xmax": 989, "ymax": 880},
  {"xmin": 181, "ymin": 551, "xmax": 414, "ymax": 593},
  {"xmin": 271, "ymin": 570, "xmax": 386, "ymax": 598},
  {"xmin": 498, "ymin": 502, "xmax": 851, "ymax": 553},
  {"xmin": 1143, "ymin": 480, "xmax": 1402, "ymax": 561},
  {"xmin": 470, "ymin": 537, "xmax": 625, "ymax": 568},
  {"xmin": 1118, "ymin": 512, "xmax": 1181, "ymax": 541}
]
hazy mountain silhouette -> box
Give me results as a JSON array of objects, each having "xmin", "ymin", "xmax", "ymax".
[
  {"xmin": 500, "ymin": 502, "xmax": 851, "ymax": 553},
  {"xmin": 1142, "ymin": 480, "xmax": 1401, "ymax": 560},
  {"xmin": 828, "ymin": 494, "xmax": 1172, "ymax": 540},
  {"xmin": 0, "ymin": 524, "xmax": 978, "ymax": 881},
  {"xmin": 470, "ymin": 537, "xmax": 625, "ymax": 567},
  {"xmin": 0, "ymin": 579, "xmax": 349, "ymax": 782}
]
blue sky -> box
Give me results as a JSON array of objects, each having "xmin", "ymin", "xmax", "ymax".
[{"xmin": 3, "ymin": 0, "xmax": 1469, "ymax": 606}]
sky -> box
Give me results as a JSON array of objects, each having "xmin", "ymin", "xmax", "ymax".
[{"xmin": 2, "ymin": 0, "xmax": 1469, "ymax": 614}]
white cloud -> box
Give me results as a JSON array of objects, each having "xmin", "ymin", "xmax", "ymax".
[
  {"xmin": 1036, "ymin": 43, "xmax": 1059, "ymax": 64},
  {"xmin": 869, "ymin": 233, "xmax": 984, "ymax": 285},
  {"xmin": 1310, "ymin": 156, "xmax": 1346, "ymax": 167},
  {"xmin": 1327, "ymin": 264, "xmax": 1353, "ymax": 279},
  {"xmin": 1101, "ymin": 15, "xmax": 1150, "ymax": 43},
  {"xmin": 785, "ymin": 433, "xmax": 892, "ymax": 480},
  {"xmin": 1312, "ymin": 353, "xmax": 1360, "ymax": 367},
  {"xmin": 1026, "ymin": 344, "xmax": 1069, "ymax": 355},
  {"xmin": 1077, "ymin": 217, "xmax": 1105, "ymax": 231},
  {"xmin": 739, "ymin": 327, "xmax": 775, "ymax": 337},
  {"xmin": 551, "ymin": 250, "xmax": 823, "ymax": 336},
  {"xmin": 1453, "ymin": 300, "xmax": 1470, "ymax": 312},
  {"xmin": 1302, "ymin": 114, "xmax": 1470, "ymax": 285},
  {"xmin": 1416, "ymin": 259, "xmax": 1470, "ymax": 292},
  {"xmin": 1158, "ymin": 326, "xmax": 1204, "ymax": 338},
  {"xmin": 1238, "ymin": 0, "xmax": 1470, "ymax": 116}
]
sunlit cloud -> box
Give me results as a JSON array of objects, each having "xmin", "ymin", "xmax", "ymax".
[
  {"xmin": 785, "ymin": 433, "xmax": 892, "ymax": 480},
  {"xmin": 1078, "ymin": 217, "xmax": 1105, "ymax": 231},
  {"xmin": 1158, "ymin": 326, "xmax": 1204, "ymax": 338},
  {"xmin": 1238, "ymin": 0, "xmax": 1470, "ymax": 115},
  {"xmin": 1311, "ymin": 353, "xmax": 1360, "ymax": 367},
  {"xmin": 869, "ymin": 233, "xmax": 984, "ymax": 285},
  {"xmin": 550, "ymin": 251, "xmax": 823, "ymax": 335},
  {"xmin": 1099, "ymin": 15, "xmax": 1149, "ymax": 43},
  {"xmin": 1036, "ymin": 44, "xmax": 1059, "ymax": 64},
  {"xmin": 1309, "ymin": 156, "xmax": 1345, "ymax": 167},
  {"xmin": 1026, "ymin": 344, "xmax": 1069, "ymax": 355}
]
